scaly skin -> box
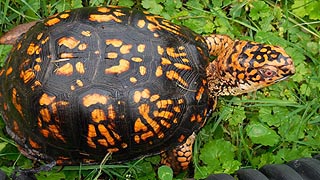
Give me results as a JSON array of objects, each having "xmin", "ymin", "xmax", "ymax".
[{"xmin": 161, "ymin": 34, "xmax": 295, "ymax": 174}]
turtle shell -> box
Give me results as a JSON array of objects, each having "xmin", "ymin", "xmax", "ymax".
[{"xmin": 0, "ymin": 6, "xmax": 211, "ymax": 165}]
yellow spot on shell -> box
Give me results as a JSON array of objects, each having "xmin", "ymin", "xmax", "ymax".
[
  {"xmin": 29, "ymin": 138, "xmax": 41, "ymax": 149},
  {"xmin": 89, "ymin": 14, "xmax": 121, "ymax": 23},
  {"xmin": 137, "ymin": 44, "xmax": 146, "ymax": 53},
  {"xmin": 150, "ymin": 94, "xmax": 160, "ymax": 102},
  {"xmin": 120, "ymin": 44, "xmax": 133, "ymax": 54},
  {"xmin": 39, "ymin": 93, "xmax": 56, "ymax": 106},
  {"xmin": 155, "ymin": 66, "xmax": 163, "ymax": 77},
  {"xmin": 133, "ymin": 91, "xmax": 141, "ymax": 103},
  {"xmin": 134, "ymin": 118, "xmax": 148, "ymax": 132},
  {"xmin": 27, "ymin": 43, "xmax": 40, "ymax": 55},
  {"xmin": 97, "ymin": 7, "xmax": 111, "ymax": 13},
  {"xmin": 55, "ymin": 63, "xmax": 73, "ymax": 76},
  {"xmin": 59, "ymin": 52, "xmax": 75, "ymax": 59},
  {"xmin": 81, "ymin": 31, "xmax": 91, "ymax": 37},
  {"xmin": 98, "ymin": 124, "xmax": 115, "ymax": 145},
  {"xmin": 78, "ymin": 43, "xmax": 88, "ymax": 50},
  {"xmin": 166, "ymin": 70, "xmax": 188, "ymax": 87},
  {"xmin": 106, "ymin": 39, "xmax": 123, "ymax": 47},
  {"xmin": 166, "ymin": 47, "xmax": 187, "ymax": 58},
  {"xmin": 157, "ymin": 46, "xmax": 164, "ymax": 55},
  {"xmin": 75, "ymin": 62, "xmax": 85, "ymax": 74},
  {"xmin": 37, "ymin": 33, "xmax": 43, "ymax": 40},
  {"xmin": 105, "ymin": 59, "xmax": 130, "ymax": 74},
  {"xmin": 45, "ymin": 17, "xmax": 61, "ymax": 26},
  {"xmin": 130, "ymin": 77, "xmax": 137, "ymax": 83},
  {"xmin": 161, "ymin": 58, "xmax": 172, "ymax": 65},
  {"xmin": 174, "ymin": 63, "xmax": 192, "ymax": 70},
  {"xmin": 82, "ymin": 93, "xmax": 108, "ymax": 107},
  {"xmin": 20, "ymin": 69, "xmax": 35, "ymax": 84},
  {"xmin": 12, "ymin": 88, "xmax": 23, "ymax": 115},
  {"xmin": 91, "ymin": 109, "xmax": 107, "ymax": 123},
  {"xmin": 131, "ymin": 57, "xmax": 143, "ymax": 62},
  {"xmin": 34, "ymin": 64, "xmax": 41, "ymax": 72},
  {"xmin": 137, "ymin": 19, "xmax": 146, "ymax": 28},
  {"xmin": 139, "ymin": 66, "xmax": 147, "ymax": 75},
  {"xmin": 59, "ymin": 13, "xmax": 70, "ymax": 19},
  {"xmin": 40, "ymin": 108, "xmax": 51, "ymax": 122},
  {"xmin": 107, "ymin": 52, "xmax": 118, "ymax": 59},
  {"xmin": 58, "ymin": 37, "xmax": 80, "ymax": 49},
  {"xmin": 6, "ymin": 67, "xmax": 13, "ymax": 76}
]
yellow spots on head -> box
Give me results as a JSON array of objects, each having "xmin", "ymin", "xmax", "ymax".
[
  {"xmin": 45, "ymin": 17, "xmax": 61, "ymax": 26},
  {"xmin": 58, "ymin": 37, "xmax": 80, "ymax": 49},
  {"xmin": 137, "ymin": 44, "xmax": 146, "ymax": 53},
  {"xmin": 55, "ymin": 63, "xmax": 73, "ymax": 76},
  {"xmin": 39, "ymin": 93, "xmax": 56, "ymax": 106},
  {"xmin": 166, "ymin": 70, "xmax": 188, "ymax": 87},
  {"xmin": 131, "ymin": 57, "xmax": 143, "ymax": 62},
  {"xmin": 59, "ymin": 13, "xmax": 70, "ymax": 19},
  {"xmin": 120, "ymin": 44, "xmax": 133, "ymax": 54},
  {"xmin": 78, "ymin": 43, "xmax": 88, "ymax": 50},
  {"xmin": 75, "ymin": 62, "xmax": 85, "ymax": 74},
  {"xmin": 161, "ymin": 57, "xmax": 172, "ymax": 65},
  {"xmin": 139, "ymin": 66, "xmax": 147, "ymax": 76},
  {"xmin": 20, "ymin": 69, "xmax": 35, "ymax": 84},
  {"xmin": 105, "ymin": 59, "xmax": 130, "ymax": 74},
  {"xmin": 137, "ymin": 19, "xmax": 146, "ymax": 28},
  {"xmin": 11, "ymin": 88, "xmax": 23, "ymax": 115},
  {"xmin": 91, "ymin": 109, "xmax": 107, "ymax": 123},
  {"xmin": 130, "ymin": 77, "xmax": 137, "ymax": 83},
  {"xmin": 89, "ymin": 14, "xmax": 121, "ymax": 23},
  {"xmin": 107, "ymin": 52, "xmax": 118, "ymax": 59},
  {"xmin": 82, "ymin": 93, "xmax": 108, "ymax": 107},
  {"xmin": 81, "ymin": 31, "xmax": 91, "ymax": 37},
  {"xmin": 97, "ymin": 7, "xmax": 111, "ymax": 13},
  {"xmin": 155, "ymin": 66, "xmax": 163, "ymax": 77},
  {"xmin": 106, "ymin": 39, "xmax": 123, "ymax": 47}
]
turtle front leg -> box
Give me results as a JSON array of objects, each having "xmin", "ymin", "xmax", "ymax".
[{"xmin": 160, "ymin": 133, "xmax": 195, "ymax": 174}]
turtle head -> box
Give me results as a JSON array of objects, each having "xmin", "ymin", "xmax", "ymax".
[{"xmin": 205, "ymin": 35, "xmax": 295, "ymax": 96}]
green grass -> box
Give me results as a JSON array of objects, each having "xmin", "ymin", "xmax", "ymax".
[{"xmin": 0, "ymin": 0, "xmax": 319, "ymax": 179}]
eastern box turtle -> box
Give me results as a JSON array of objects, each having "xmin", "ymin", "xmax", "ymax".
[{"xmin": 0, "ymin": 6, "xmax": 295, "ymax": 173}]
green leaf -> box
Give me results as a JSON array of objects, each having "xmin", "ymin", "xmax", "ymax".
[
  {"xmin": 157, "ymin": 166, "xmax": 173, "ymax": 180},
  {"xmin": 141, "ymin": 0, "xmax": 163, "ymax": 14},
  {"xmin": 249, "ymin": 1, "xmax": 270, "ymax": 20},
  {"xmin": 246, "ymin": 123, "xmax": 280, "ymax": 146},
  {"xmin": 118, "ymin": 0, "xmax": 135, "ymax": 7}
]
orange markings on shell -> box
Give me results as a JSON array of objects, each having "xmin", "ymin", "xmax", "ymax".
[
  {"xmin": 91, "ymin": 109, "xmax": 107, "ymax": 123},
  {"xmin": 89, "ymin": 14, "xmax": 121, "ymax": 23},
  {"xmin": 45, "ymin": 17, "xmax": 61, "ymax": 26},
  {"xmin": 58, "ymin": 37, "xmax": 80, "ymax": 49},
  {"xmin": 55, "ymin": 63, "xmax": 73, "ymax": 76},
  {"xmin": 105, "ymin": 59, "xmax": 130, "ymax": 74},
  {"xmin": 82, "ymin": 93, "xmax": 108, "ymax": 107}
]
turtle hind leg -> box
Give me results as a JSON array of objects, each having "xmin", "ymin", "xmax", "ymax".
[{"xmin": 160, "ymin": 133, "xmax": 195, "ymax": 174}]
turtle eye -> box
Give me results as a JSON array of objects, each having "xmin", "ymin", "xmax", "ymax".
[{"xmin": 259, "ymin": 69, "xmax": 276, "ymax": 78}]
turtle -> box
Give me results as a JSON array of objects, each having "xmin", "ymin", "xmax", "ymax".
[{"xmin": 0, "ymin": 6, "xmax": 295, "ymax": 174}]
